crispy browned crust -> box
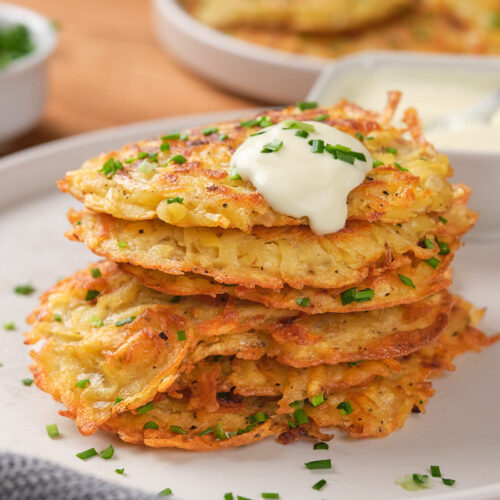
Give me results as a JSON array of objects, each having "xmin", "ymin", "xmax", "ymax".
[
  {"xmin": 65, "ymin": 187, "xmax": 475, "ymax": 290},
  {"xmin": 58, "ymin": 99, "xmax": 455, "ymax": 232},
  {"xmin": 26, "ymin": 262, "xmax": 452, "ymax": 435}
]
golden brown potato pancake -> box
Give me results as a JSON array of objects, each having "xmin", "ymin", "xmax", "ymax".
[
  {"xmin": 58, "ymin": 100, "xmax": 455, "ymax": 232},
  {"xmin": 182, "ymin": 0, "xmax": 411, "ymax": 34},
  {"xmin": 80, "ymin": 299, "xmax": 500, "ymax": 449},
  {"xmin": 66, "ymin": 187, "xmax": 475, "ymax": 290},
  {"xmin": 26, "ymin": 262, "xmax": 451, "ymax": 435}
]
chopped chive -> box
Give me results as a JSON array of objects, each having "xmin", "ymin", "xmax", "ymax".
[
  {"xmin": 160, "ymin": 142, "xmax": 170, "ymax": 152},
  {"xmin": 438, "ymin": 241, "xmax": 450, "ymax": 255},
  {"xmin": 167, "ymin": 197, "xmax": 184, "ymax": 204},
  {"xmin": 293, "ymin": 408, "xmax": 309, "ymax": 425},
  {"xmin": 76, "ymin": 448, "xmax": 97, "ymax": 460},
  {"xmin": 14, "ymin": 284, "xmax": 35, "ymax": 295},
  {"xmin": 289, "ymin": 400, "xmax": 303, "ymax": 409},
  {"xmin": 261, "ymin": 140, "xmax": 283, "ymax": 153},
  {"xmin": 100, "ymin": 445, "xmax": 114, "ymax": 459},
  {"xmin": 253, "ymin": 411, "xmax": 269, "ymax": 424},
  {"xmin": 117, "ymin": 241, "xmax": 128, "ymax": 248},
  {"xmin": 198, "ymin": 427, "xmax": 213, "ymax": 436},
  {"xmin": 312, "ymin": 479, "xmax": 327, "ymax": 491},
  {"xmin": 85, "ymin": 289, "xmax": 100, "ymax": 301},
  {"xmin": 202, "ymin": 126, "xmax": 218, "ymax": 136},
  {"xmin": 115, "ymin": 468, "xmax": 125, "ymax": 475},
  {"xmin": 282, "ymin": 120, "xmax": 315, "ymax": 133},
  {"xmin": 224, "ymin": 494, "xmax": 234, "ymax": 500},
  {"xmin": 90, "ymin": 315, "xmax": 103, "ymax": 328},
  {"xmin": 337, "ymin": 401, "xmax": 353, "ymax": 415},
  {"xmin": 413, "ymin": 474, "xmax": 429, "ymax": 485},
  {"xmin": 425, "ymin": 257, "xmax": 440, "ymax": 269},
  {"xmin": 46, "ymin": 424, "xmax": 59, "ymax": 438},
  {"xmin": 430, "ymin": 465, "xmax": 441, "ymax": 477},
  {"xmin": 180, "ymin": 133, "xmax": 189, "ymax": 141},
  {"xmin": 325, "ymin": 143, "xmax": 366, "ymax": 163},
  {"xmin": 295, "ymin": 297, "xmax": 310, "ymax": 307},
  {"xmin": 261, "ymin": 494, "xmax": 279, "ymax": 499},
  {"xmin": 295, "ymin": 129, "xmax": 309, "ymax": 138},
  {"xmin": 288, "ymin": 421, "xmax": 296, "ymax": 429},
  {"xmin": 75, "ymin": 379, "xmax": 90, "ymax": 388},
  {"xmin": 313, "ymin": 114, "xmax": 329, "ymax": 121},
  {"xmin": 305, "ymin": 459, "xmax": 332, "ymax": 470},
  {"xmin": 309, "ymin": 394, "xmax": 325, "ymax": 407},
  {"xmin": 177, "ymin": 330, "xmax": 186, "ymax": 341},
  {"xmin": 372, "ymin": 160, "xmax": 384, "ymax": 168},
  {"xmin": 348, "ymin": 361, "xmax": 363, "ymax": 366},
  {"xmin": 439, "ymin": 216, "xmax": 448, "ymax": 224},
  {"xmin": 313, "ymin": 442, "xmax": 329, "ymax": 450},
  {"xmin": 396, "ymin": 473, "xmax": 430, "ymax": 491},
  {"xmin": 340, "ymin": 287, "xmax": 374, "ymax": 305},
  {"xmin": 3, "ymin": 321, "xmax": 16, "ymax": 330},
  {"xmin": 115, "ymin": 316, "xmax": 136, "ymax": 327},
  {"xmin": 424, "ymin": 237, "xmax": 435, "ymax": 249},
  {"xmin": 442, "ymin": 478, "xmax": 455, "ymax": 486},
  {"xmin": 90, "ymin": 267, "xmax": 101, "ymax": 278},
  {"xmin": 230, "ymin": 166, "xmax": 242, "ymax": 181},
  {"xmin": 237, "ymin": 496, "xmax": 252, "ymax": 500},
  {"xmin": 158, "ymin": 488, "xmax": 173, "ymax": 496},
  {"xmin": 355, "ymin": 133, "xmax": 364, "ymax": 141},
  {"xmin": 250, "ymin": 131, "xmax": 266, "ymax": 137},
  {"xmin": 310, "ymin": 139, "xmax": 324, "ymax": 153},
  {"xmin": 219, "ymin": 133, "xmax": 228, "ymax": 141},
  {"xmin": 296, "ymin": 101, "xmax": 318, "ymax": 110},
  {"xmin": 99, "ymin": 158, "xmax": 123, "ymax": 178},
  {"xmin": 114, "ymin": 397, "xmax": 123, "ymax": 405},
  {"xmin": 240, "ymin": 119, "xmax": 258, "ymax": 127},
  {"xmin": 137, "ymin": 402, "xmax": 154, "ymax": 414},
  {"xmin": 398, "ymin": 274, "xmax": 415, "ymax": 288},
  {"xmin": 137, "ymin": 160, "xmax": 156, "ymax": 174},
  {"xmin": 161, "ymin": 132, "xmax": 180, "ymax": 141},
  {"xmin": 137, "ymin": 152, "xmax": 149, "ymax": 160},
  {"xmin": 169, "ymin": 154, "xmax": 187, "ymax": 164},
  {"xmin": 143, "ymin": 421, "xmax": 159, "ymax": 430},
  {"xmin": 214, "ymin": 421, "xmax": 227, "ymax": 440},
  {"xmin": 22, "ymin": 378, "xmax": 33, "ymax": 386},
  {"xmin": 394, "ymin": 162, "xmax": 409, "ymax": 172},
  {"xmin": 386, "ymin": 147, "xmax": 397, "ymax": 154},
  {"xmin": 257, "ymin": 115, "xmax": 273, "ymax": 127},
  {"xmin": 366, "ymin": 136, "xmax": 374, "ymax": 140},
  {"xmin": 169, "ymin": 425, "xmax": 188, "ymax": 435}
]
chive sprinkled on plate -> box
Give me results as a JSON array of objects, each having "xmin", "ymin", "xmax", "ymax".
[
  {"xmin": 224, "ymin": 494, "xmax": 234, "ymax": 500},
  {"xmin": 177, "ymin": 330, "xmax": 186, "ymax": 341},
  {"xmin": 398, "ymin": 274, "xmax": 415, "ymax": 288},
  {"xmin": 90, "ymin": 267, "xmax": 101, "ymax": 278},
  {"xmin": 425, "ymin": 257, "xmax": 440, "ymax": 269},
  {"xmin": 167, "ymin": 197, "xmax": 184, "ymax": 204},
  {"xmin": 296, "ymin": 101, "xmax": 318, "ymax": 110},
  {"xmin": 115, "ymin": 468, "xmax": 125, "ymax": 475},
  {"xmin": 137, "ymin": 402, "xmax": 154, "ymax": 414},
  {"xmin": 261, "ymin": 140, "xmax": 283, "ymax": 153},
  {"xmin": 413, "ymin": 474, "xmax": 429, "ymax": 485},
  {"xmin": 309, "ymin": 394, "xmax": 325, "ymax": 407},
  {"xmin": 115, "ymin": 316, "xmax": 136, "ymax": 327},
  {"xmin": 396, "ymin": 473, "xmax": 430, "ymax": 491},
  {"xmin": 46, "ymin": 424, "xmax": 59, "ymax": 438},
  {"xmin": 337, "ymin": 401, "xmax": 353, "ymax": 415},
  {"xmin": 312, "ymin": 479, "xmax": 327, "ymax": 490},
  {"xmin": 158, "ymin": 487, "xmax": 173, "ymax": 496},
  {"xmin": 313, "ymin": 442, "xmax": 329, "ymax": 450},
  {"xmin": 442, "ymin": 478, "xmax": 456, "ymax": 486},
  {"xmin": 22, "ymin": 378, "xmax": 33, "ymax": 386},
  {"xmin": 85, "ymin": 289, "xmax": 100, "ymax": 301},
  {"xmin": 14, "ymin": 284, "xmax": 35, "ymax": 295},
  {"xmin": 202, "ymin": 126, "xmax": 218, "ymax": 136},
  {"xmin": 430, "ymin": 465, "xmax": 441, "ymax": 477},
  {"xmin": 3, "ymin": 321, "xmax": 16, "ymax": 330},
  {"xmin": 261, "ymin": 493, "xmax": 279, "ymax": 499},
  {"xmin": 75, "ymin": 379, "xmax": 90, "ymax": 388},
  {"xmin": 305, "ymin": 459, "xmax": 332, "ymax": 470},
  {"xmin": 295, "ymin": 297, "xmax": 310, "ymax": 307},
  {"xmin": 100, "ymin": 445, "xmax": 114, "ymax": 459},
  {"xmin": 76, "ymin": 448, "xmax": 97, "ymax": 460}
]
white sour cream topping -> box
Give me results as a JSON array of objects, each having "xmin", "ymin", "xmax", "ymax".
[{"xmin": 231, "ymin": 120, "xmax": 372, "ymax": 235}]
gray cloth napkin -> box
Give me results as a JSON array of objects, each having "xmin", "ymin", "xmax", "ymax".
[{"xmin": 0, "ymin": 452, "xmax": 156, "ymax": 500}]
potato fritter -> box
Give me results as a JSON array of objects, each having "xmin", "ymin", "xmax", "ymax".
[
  {"xmin": 26, "ymin": 262, "xmax": 451, "ymax": 435},
  {"xmin": 66, "ymin": 188, "xmax": 475, "ymax": 290},
  {"xmin": 182, "ymin": 0, "xmax": 411, "ymax": 34},
  {"xmin": 58, "ymin": 100, "xmax": 455, "ymax": 232}
]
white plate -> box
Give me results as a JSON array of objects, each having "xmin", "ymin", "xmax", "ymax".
[
  {"xmin": 1, "ymin": 113, "xmax": 499, "ymax": 500},
  {"xmin": 151, "ymin": 0, "xmax": 325, "ymax": 104}
]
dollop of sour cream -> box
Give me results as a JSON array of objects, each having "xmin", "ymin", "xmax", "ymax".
[{"xmin": 231, "ymin": 120, "xmax": 372, "ymax": 235}]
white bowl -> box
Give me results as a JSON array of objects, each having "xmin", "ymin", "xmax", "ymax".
[
  {"xmin": 150, "ymin": 0, "xmax": 325, "ymax": 104},
  {"xmin": 0, "ymin": 3, "xmax": 57, "ymax": 144}
]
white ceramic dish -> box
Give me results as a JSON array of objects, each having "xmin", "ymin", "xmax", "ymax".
[
  {"xmin": 151, "ymin": 0, "xmax": 325, "ymax": 104},
  {"xmin": 0, "ymin": 3, "xmax": 57, "ymax": 145},
  {"xmin": 1, "ymin": 113, "xmax": 500, "ymax": 500}
]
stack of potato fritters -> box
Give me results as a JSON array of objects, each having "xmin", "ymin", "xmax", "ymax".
[{"xmin": 26, "ymin": 96, "xmax": 498, "ymax": 450}]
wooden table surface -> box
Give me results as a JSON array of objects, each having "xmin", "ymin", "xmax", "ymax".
[{"xmin": 5, "ymin": 0, "xmax": 256, "ymax": 155}]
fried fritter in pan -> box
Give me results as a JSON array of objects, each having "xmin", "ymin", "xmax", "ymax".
[
  {"xmin": 58, "ymin": 100, "xmax": 455, "ymax": 232},
  {"xmin": 66, "ymin": 188, "xmax": 475, "ymax": 290},
  {"xmin": 26, "ymin": 262, "xmax": 451, "ymax": 435}
]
